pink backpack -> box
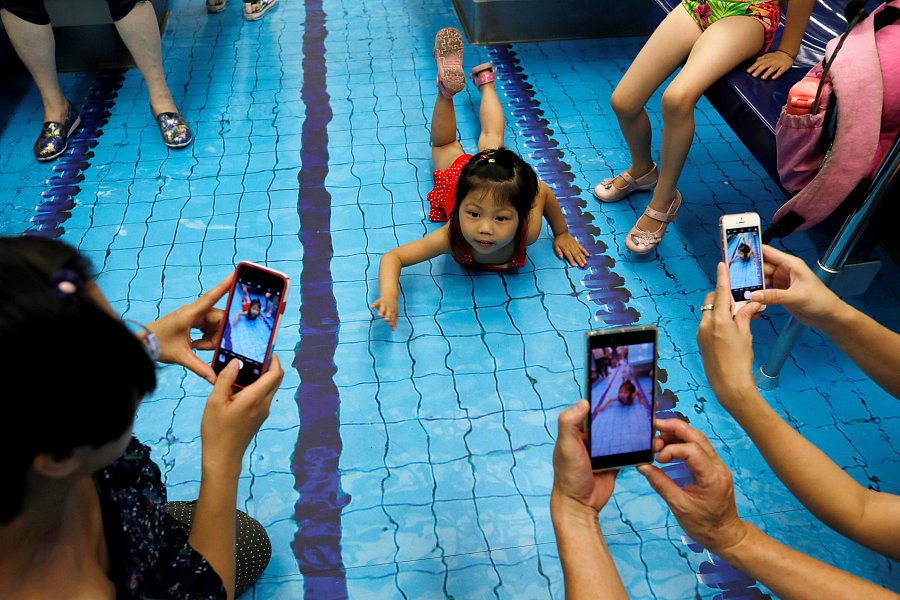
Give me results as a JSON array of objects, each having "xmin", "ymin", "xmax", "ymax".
[{"xmin": 770, "ymin": 0, "xmax": 900, "ymax": 237}]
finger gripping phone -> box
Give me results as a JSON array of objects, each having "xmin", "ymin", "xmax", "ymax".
[
  {"xmin": 586, "ymin": 325, "xmax": 657, "ymax": 471},
  {"xmin": 720, "ymin": 212, "xmax": 766, "ymax": 314},
  {"xmin": 212, "ymin": 262, "xmax": 290, "ymax": 388}
]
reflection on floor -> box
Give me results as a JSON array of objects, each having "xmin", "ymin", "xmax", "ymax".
[{"xmin": 1, "ymin": 0, "xmax": 898, "ymax": 598}]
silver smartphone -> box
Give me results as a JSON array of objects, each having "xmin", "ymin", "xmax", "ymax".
[
  {"xmin": 586, "ymin": 325, "xmax": 657, "ymax": 471},
  {"xmin": 719, "ymin": 212, "xmax": 765, "ymax": 314}
]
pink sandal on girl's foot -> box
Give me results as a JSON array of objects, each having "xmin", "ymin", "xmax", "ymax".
[
  {"xmin": 470, "ymin": 62, "xmax": 496, "ymax": 87},
  {"xmin": 593, "ymin": 163, "xmax": 658, "ymax": 203},
  {"xmin": 624, "ymin": 190, "xmax": 682, "ymax": 254},
  {"xmin": 434, "ymin": 27, "xmax": 466, "ymax": 99}
]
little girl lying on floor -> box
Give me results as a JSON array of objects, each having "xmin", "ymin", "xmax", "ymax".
[{"xmin": 372, "ymin": 27, "xmax": 588, "ymax": 330}]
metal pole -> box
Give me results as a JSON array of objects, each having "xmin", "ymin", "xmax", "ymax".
[{"xmin": 756, "ymin": 136, "xmax": 900, "ymax": 390}]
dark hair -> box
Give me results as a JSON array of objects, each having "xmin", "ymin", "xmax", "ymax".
[
  {"xmin": 620, "ymin": 380, "xmax": 636, "ymax": 394},
  {"xmin": 739, "ymin": 243, "xmax": 751, "ymax": 253},
  {"xmin": 448, "ymin": 148, "xmax": 539, "ymax": 258},
  {"xmin": 248, "ymin": 298, "xmax": 261, "ymax": 320},
  {"xmin": 0, "ymin": 236, "xmax": 156, "ymax": 523}
]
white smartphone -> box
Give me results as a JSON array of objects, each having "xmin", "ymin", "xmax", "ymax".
[
  {"xmin": 585, "ymin": 325, "xmax": 656, "ymax": 471},
  {"xmin": 719, "ymin": 212, "xmax": 765, "ymax": 314}
]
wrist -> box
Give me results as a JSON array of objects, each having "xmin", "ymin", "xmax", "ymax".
[
  {"xmin": 712, "ymin": 377, "xmax": 757, "ymax": 406},
  {"xmin": 817, "ymin": 299, "xmax": 857, "ymax": 335},
  {"xmin": 711, "ymin": 520, "xmax": 755, "ymax": 564},
  {"xmin": 201, "ymin": 451, "xmax": 243, "ymax": 481},
  {"xmin": 776, "ymin": 48, "xmax": 797, "ymax": 59},
  {"xmin": 551, "ymin": 487, "xmax": 599, "ymax": 526}
]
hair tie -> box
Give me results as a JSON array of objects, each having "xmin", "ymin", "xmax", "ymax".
[
  {"xmin": 50, "ymin": 268, "xmax": 83, "ymax": 300},
  {"xmin": 488, "ymin": 158, "xmax": 495, "ymax": 163}
]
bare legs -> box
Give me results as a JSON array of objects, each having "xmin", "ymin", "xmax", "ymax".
[
  {"xmin": 0, "ymin": 9, "xmax": 68, "ymax": 122},
  {"xmin": 610, "ymin": 9, "xmax": 699, "ymax": 193},
  {"xmin": 610, "ymin": 9, "xmax": 765, "ymax": 234},
  {"xmin": 113, "ymin": 1, "xmax": 177, "ymax": 115},
  {"xmin": 1, "ymin": 1, "xmax": 177, "ymax": 124},
  {"xmin": 475, "ymin": 78, "xmax": 504, "ymax": 152},
  {"xmin": 431, "ymin": 74, "xmax": 505, "ymax": 172},
  {"xmin": 431, "ymin": 93, "xmax": 465, "ymax": 172}
]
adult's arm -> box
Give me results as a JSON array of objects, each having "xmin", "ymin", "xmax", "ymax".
[
  {"xmin": 700, "ymin": 263, "xmax": 900, "ymax": 560},
  {"xmin": 640, "ymin": 419, "xmax": 899, "ymax": 600},
  {"xmin": 189, "ymin": 357, "xmax": 283, "ymax": 599},
  {"xmin": 751, "ymin": 245, "xmax": 900, "ymax": 398},
  {"xmin": 551, "ymin": 400, "xmax": 630, "ymax": 600}
]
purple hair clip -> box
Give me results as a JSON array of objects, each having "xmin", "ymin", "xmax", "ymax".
[{"xmin": 50, "ymin": 268, "xmax": 83, "ymax": 300}]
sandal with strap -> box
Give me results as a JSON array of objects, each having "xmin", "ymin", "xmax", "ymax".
[
  {"xmin": 593, "ymin": 163, "xmax": 657, "ymax": 203},
  {"xmin": 470, "ymin": 62, "xmax": 495, "ymax": 87},
  {"xmin": 624, "ymin": 190, "xmax": 682, "ymax": 254},
  {"xmin": 434, "ymin": 27, "xmax": 465, "ymax": 99}
]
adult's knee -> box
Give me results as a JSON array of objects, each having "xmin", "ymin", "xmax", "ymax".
[
  {"xmin": 660, "ymin": 85, "xmax": 698, "ymax": 119},
  {"xmin": 610, "ymin": 88, "xmax": 643, "ymax": 120}
]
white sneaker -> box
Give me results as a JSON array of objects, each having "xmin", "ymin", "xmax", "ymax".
[
  {"xmin": 206, "ymin": 0, "xmax": 227, "ymax": 12},
  {"xmin": 243, "ymin": 0, "xmax": 278, "ymax": 21}
]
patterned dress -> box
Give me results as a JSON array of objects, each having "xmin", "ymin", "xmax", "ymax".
[{"xmin": 94, "ymin": 438, "xmax": 226, "ymax": 600}]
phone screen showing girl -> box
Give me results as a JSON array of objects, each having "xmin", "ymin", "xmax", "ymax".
[
  {"xmin": 215, "ymin": 264, "xmax": 285, "ymax": 387},
  {"xmin": 725, "ymin": 226, "xmax": 763, "ymax": 302},
  {"xmin": 587, "ymin": 327, "xmax": 656, "ymax": 470}
]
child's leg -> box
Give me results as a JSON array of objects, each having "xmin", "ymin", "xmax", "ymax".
[
  {"xmin": 636, "ymin": 15, "xmax": 763, "ymax": 231},
  {"xmin": 476, "ymin": 78, "xmax": 504, "ymax": 151},
  {"xmin": 609, "ymin": 8, "xmax": 701, "ymax": 187},
  {"xmin": 431, "ymin": 93, "xmax": 466, "ymax": 172}
]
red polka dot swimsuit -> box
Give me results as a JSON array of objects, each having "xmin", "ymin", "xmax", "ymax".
[{"xmin": 427, "ymin": 153, "xmax": 527, "ymax": 270}]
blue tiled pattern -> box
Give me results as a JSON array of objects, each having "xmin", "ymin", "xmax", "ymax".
[{"xmin": 0, "ymin": 0, "xmax": 899, "ymax": 598}]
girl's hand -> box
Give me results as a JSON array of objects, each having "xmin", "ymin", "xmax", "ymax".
[
  {"xmin": 638, "ymin": 419, "xmax": 748, "ymax": 555},
  {"xmin": 200, "ymin": 356, "xmax": 284, "ymax": 472},
  {"xmin": 147, "ymin": 273, "xmax": 232, "ymax": 384},
  {"xmin": 552, "ymin": 399, "xmax": 618, "ymax": 515},
  {"xmin": 371, "ymin": 296, "xmax": 398, "ymax": 331},
  {"xmin": 750, "ymin": 245, "xmax": 846, "ymax": 329},
  {"xmin": 696, "ymin": 263, "xmax": 759, "ymax": 401},
  {"xmin": 553, "ymin": 232, "xmax": 589, "ymax": 267},
  {"xmin": 746, "ymin": 50, "xmax": 794, "ymax": 80}
]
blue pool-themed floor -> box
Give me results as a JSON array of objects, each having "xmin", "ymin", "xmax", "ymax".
[{"xmin": 1, "ymin": 0, "xmax": 899, "ymax": 597}]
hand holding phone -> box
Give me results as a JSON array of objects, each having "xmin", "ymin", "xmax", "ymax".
[
  {"xmin": 552, "ymin": 399, "xmax": 619, "ymax": 514},
  {"xmin": 147, "ymin": 273, "xmax": 233, "ymax": 384},
  {"xmin": 719, "ymin": 212, "xmax": 765, "ymax": 314},
  {"xmin": 212, "ymin": 262, "xmax": 290, "ymax": 388},
  {"xmin": 586, "ymin": 325, "xmax": 657, "ymax": 471}
]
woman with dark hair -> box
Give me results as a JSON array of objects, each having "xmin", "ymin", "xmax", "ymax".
[{"xmin": 0, "ymin": 235, "xmax": 280, "ymax": 600}]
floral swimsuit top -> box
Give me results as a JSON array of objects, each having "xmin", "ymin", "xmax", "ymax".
[{"xmin": 94, "ymin": 437, "xmax": 226, "ymax": 600}]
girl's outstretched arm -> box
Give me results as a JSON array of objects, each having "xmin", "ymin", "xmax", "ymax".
[
  {"xmin": 747, "ymin": 0, "xmax": 815, "ymax": 79},
  {"xmin": 373, "ymin": 225, "xmax": 452, "ymax": 331},
  {"xmin": 528, "ymin": 181, "xmax": 589, "ymax": 267}
]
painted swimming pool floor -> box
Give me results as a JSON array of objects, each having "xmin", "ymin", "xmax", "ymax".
[{"xmin": 1, "ymin": 0, "xmax": 899, "ymax": 597}]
